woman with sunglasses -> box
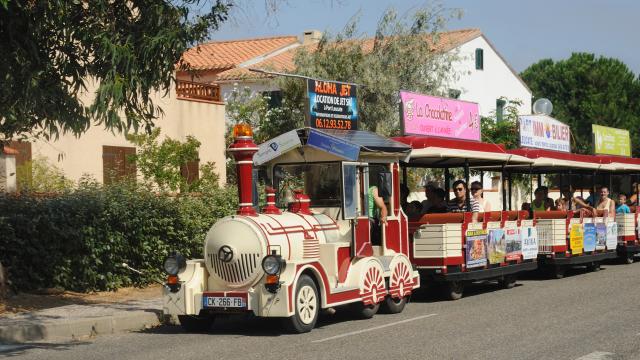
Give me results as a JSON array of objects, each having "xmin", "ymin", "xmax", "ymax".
[{"xmin": 470, "ymin": 181, "xmax": 491, "ymax": 212}]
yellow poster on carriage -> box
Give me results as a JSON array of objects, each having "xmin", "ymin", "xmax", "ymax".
[{"xmin": 569, "ymin": 224, "xmax": 583, "ymax": 255}]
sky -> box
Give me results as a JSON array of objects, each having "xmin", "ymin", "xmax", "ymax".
[{"xmin": 211, "ymin": 0, "xmax": 640, "ymax": 75}]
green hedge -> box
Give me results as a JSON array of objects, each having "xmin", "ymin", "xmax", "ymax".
[{"xmin": 0, "ymin": 183, "xmax": 237, "ymax": 292}]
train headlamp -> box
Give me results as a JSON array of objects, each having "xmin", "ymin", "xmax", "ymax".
[
  {"xmin": 262, "ymin": 255, "xmax": 284, "ymax": 275},
  {"xmin": 163, "ymin": 253, "xmax": 187, "ymax": 275}
]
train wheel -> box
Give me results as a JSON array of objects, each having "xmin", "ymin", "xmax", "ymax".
[
  {"xmin": 178, "ymin": 314, "xmax": 214, "ymax": 333},
  {"xmin": 499, "ymin": 274, "xmax": 517, "ymax": 289},
  {"xmin": 380, "ymin": 296, "xmax": 408, "ymax": 314},
  {"xmin": 350, "ymin": 301, "xmax": 380, "ymax": 319},
  {"xmin": 551, "ymin": 266, "xmax": 565, "ymax": 279},
  {"xmin": 283, "ymin": 275, "xmax": 319, "ymax": 333},
  {"xmin": 351, "ymin": 262, "xmax": 385, "ymax": 319},
  {"xmin": 587, "ymin": 262, "xmax": 601, "ymax": 272},
  {"xmin": 444, "ymin": 281, "xmax": 464, "ymax": 300}
]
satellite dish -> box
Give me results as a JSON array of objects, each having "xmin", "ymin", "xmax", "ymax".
[{"xmin": 533, "ymin": 98, "xmax": 553, "ymax": 116}]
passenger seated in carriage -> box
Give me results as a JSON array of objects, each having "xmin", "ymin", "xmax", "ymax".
[
  {"xmin": 561, "ymin": 186, "xmax": 591, "ymax": 212},
  {"xmin": 531, "ymin": 187, "xmax": 554, "ymax": 211},
  {"xmin": 594, "ymin": 186, "xmax": 616, "ymax": 217},
  {"xmin": 426, "ymin": 188, "xmax": 448, "ymax": 214},
  {"xmin": 617, "ymin": 193, "xmax": 631, "ymax": 214},
  {"xmin": 470, "ymin": 181, "xmax": 491, "ymax": 212},
  {"xmin": 447, "ymin": 180, "xmax": 480, "ymax": 222}
]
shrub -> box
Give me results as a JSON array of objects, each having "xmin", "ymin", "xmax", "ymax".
[{"xmin": 0, "ymin": 182, "xmax": 237, "ymax": 292}]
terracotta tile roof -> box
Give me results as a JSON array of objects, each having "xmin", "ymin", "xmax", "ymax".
[
  {"xmin": 180, "ymin": 35, "xmax": 299, "ymax": 71},
  {"xmin": 215, "ymin": 47, "xmax": 299, "ymax": 81},
  {"xmin": 212, "ymin": 28, "xmax": 482, "ymax": 82},
  {"xmin": 1, "ymin": 146, "xmax": 19, "ymax": 155}
]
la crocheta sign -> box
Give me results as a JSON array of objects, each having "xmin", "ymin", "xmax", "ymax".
[{"xmin": 306, "ymin": 79, "xmax": 358, "ymax": 130}]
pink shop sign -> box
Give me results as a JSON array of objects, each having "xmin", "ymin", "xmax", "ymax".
[{"xmin": 399, "ymin": 91, "xmax": 481, "ymax": 141}]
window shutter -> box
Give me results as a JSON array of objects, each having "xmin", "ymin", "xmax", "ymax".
[
  {"xmin": 102, "ymin": 146, "xmax": 136, "ymax": 184},
  {"xmin": 496, "ymin": 99, "xmax": 507, "ymax": 122},
  {"xmin": 475, "ymin": 48, "xmax": 484, "ymax": 70},
  {"xmin": 180, "ymin": 160, "xmax": 200, "ymax": 185}
]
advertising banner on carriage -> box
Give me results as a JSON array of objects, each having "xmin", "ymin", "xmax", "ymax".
[
  {"xmin": 399, "ymin": 91, "xmax": 480, "ymax": 141},
  {"xmin": 519, "ymin": 114, "xmax": 571, "ymax": 152},
  {"xmin": 504, "ymin": 227, "xmax": 522, "ymax": 261},
  {"xmin": 569, "ymin": 224, "xmax": 584, "ymax": 255},
  {"xmin": 254, "ymin": 130, "xmax": 301, "ymax": 166},
  {"xmin": 583, "ymin": 223, "xmax": 597, "ymax": 252},
  {"xmin": 466, "ymin": 229, "xmax": 488, "ymax": 268},
  {"xmin": 606, "ymin": 222, "xmax": 618, "ymax": 250},
  {"xmin": 488, "ymin": 229, "xmax": 506, "ymax": 264},
  {"xmin": 307, "ymin": 79, "xmax": 358, "ymax": 130},
  {"xmin": 521, "ymin": 226, "xmax": 538, "ymax": 260},
  {"xmin": 595, "ymin": 223, "xmax": 607, "ymax": 250},
  {"xmin": 592, "ymin": 124, "xmax": 631, "ymax": 157}
]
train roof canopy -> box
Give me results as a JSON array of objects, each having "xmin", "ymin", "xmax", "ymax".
[
  {"xmin": 603, "ymin": 155, "xmax": 640, "ymax": 173},
  {"xmin": 393, "ymin": 136, "xmax": 533, "ymax": 168},
  {"xmin": 254, "ymin": 128, "xmax": 411, "ymax": 166},
  {"xmin": 506, "ymin": 148, "xmax": 617, "ymax": 173}
]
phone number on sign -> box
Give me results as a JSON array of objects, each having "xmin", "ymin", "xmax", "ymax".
[{"xmin": 315, "ymin": 118, "xmax": 352, "ymax": 130}]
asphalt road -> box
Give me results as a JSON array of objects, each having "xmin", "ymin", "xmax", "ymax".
[{"xmin": 4, "ymin": 260, "xmax": 640, "ymax": 360}]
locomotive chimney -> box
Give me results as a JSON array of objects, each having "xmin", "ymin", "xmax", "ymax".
[
  {"xmin": 262, "ymin": 187, "xmax": 281, "ymax": 215},
  {"xmin": 227, "ymin": 123, "xmax": 259, "ymax": 216}
]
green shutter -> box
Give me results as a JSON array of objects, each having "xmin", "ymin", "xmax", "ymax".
[
  {"xmin": 496, "ymin": 99, "xmax": 506, "ymax": 122},
  {"xmin": 475, "ymin": 48, "xmax": 484, "ymax": 70}
]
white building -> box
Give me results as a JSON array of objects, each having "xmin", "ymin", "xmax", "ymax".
[{"xmin": 178, "ymin": 28, "xmax": 532, "ymax": 118}]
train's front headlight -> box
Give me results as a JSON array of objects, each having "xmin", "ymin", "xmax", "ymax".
[
  {"xmin": 163, "ymin": 252, "xmax": 187, "ymax": 275},
  {"xmin": 262, "ymin": 254, "xmax": 285, "ymax": 293},
  {"xmin": 262, "ymin": 255, "xmax": 284, "ymax": 275}
]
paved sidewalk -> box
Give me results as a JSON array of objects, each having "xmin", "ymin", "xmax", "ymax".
[{"xmin": 0, "ymin": 299, "xmax": 162, "ymax": 343}]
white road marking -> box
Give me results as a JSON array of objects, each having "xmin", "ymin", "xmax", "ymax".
[
  {"xmin": 312, "ymin": 313, "xmax": 437, "ymax": 343},
  {"xmin": 575, "ymin": 351, "xmax": 618, "ymax": 360}
]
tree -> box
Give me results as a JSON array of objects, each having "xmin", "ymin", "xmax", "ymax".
[
  {"xmin": 481, "ymin": 98, "xmax": 522, "ymax": 149},
  {"xmin": 258, "ymin": 4, "xmax": 462, "ymax": 139},
  {"xmin": 0, "ymin": 0, "xmax": 231, "ymax": 142},
  {"xmin": 521, "ymin": 53, "xmax": 640, "ymax": 156},
  {"xmin": 126, "ymin": 129, "xmax": 219, "ymax": 192}
]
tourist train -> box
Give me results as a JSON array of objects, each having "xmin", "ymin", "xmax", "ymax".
[{"xmin": 161, "ymin": 122, "xmax": 640, "ymax": 334}]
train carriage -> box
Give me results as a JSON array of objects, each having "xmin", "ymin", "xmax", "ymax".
[
  {"xmin": 163, "ymin": 125, "xmax": 420, "ymax": 333},
  {"xmin": 505, "ymin": 148, "xmax": 619, "ymax": 278},
  {"xmin": 605, "ymin": 156, "xmax": 640, "ymax": 263},
  {"xmin": 394, "ymin": 135, "xmax": 539, "ymax": 300}
]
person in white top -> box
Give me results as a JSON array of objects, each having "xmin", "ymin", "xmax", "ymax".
[
  {"xmin": 595, "ymin": 186, "xmax": 615, "ymax": 217},
  {"xmin": 470, "ymin": 181, "xmax": 491, "ymax": 212}
]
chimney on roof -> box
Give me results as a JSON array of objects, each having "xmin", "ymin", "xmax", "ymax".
[{"xmin": 302, "ymin": 30, "xmax": 322, "ymax": 45}]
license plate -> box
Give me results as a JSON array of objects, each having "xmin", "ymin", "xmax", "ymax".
[{"xmin": 203, "ymin": 296, "xmax": 246, "ymax": 308}]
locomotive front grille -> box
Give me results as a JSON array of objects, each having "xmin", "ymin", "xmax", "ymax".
[{"xmin": 209, "ymin": 252, "xmax": 261, "ymax": 285}]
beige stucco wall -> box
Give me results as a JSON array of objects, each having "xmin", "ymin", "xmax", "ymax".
[{"xmin": 32, "ymin": 78, "xmax": 226, "ymax": 185}]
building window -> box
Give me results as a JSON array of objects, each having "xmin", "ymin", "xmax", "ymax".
[
  {"xmin": 475, "ymin": 48, "xmax": 484, "ymax": 70},
  {"xmin": 496, "ymin": 99, "xmax": 507, "ymax": 122},
  {"xmin": 448, "ymin": 89, "xmax": 461, "ymax": 99},
  {"xmin": 262, "ymin": 90, "xmax": 282, "ymax": 108},
  {"xmin": 180, "ymin": 159, "xmax": 200, "ymax": 185},
  {"xmin": 102, "ymin": 146, "xmax": 136, "ymax": 184}
]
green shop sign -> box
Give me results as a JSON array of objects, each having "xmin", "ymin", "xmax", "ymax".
[{"xmin": 592, "ymin": 124, "xmax": 631, "ymax": 156}]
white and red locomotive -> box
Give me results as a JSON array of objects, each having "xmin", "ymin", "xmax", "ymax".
[{"xmin": 163, "ymin": 125, "xmax": 419, "ymax": 333}]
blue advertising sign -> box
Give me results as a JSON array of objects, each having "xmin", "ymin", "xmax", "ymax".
[
  {"xmin": 307, "ymin": 129, "xmax": 360, "ymax": 161},
  {"xmin": 583, "ymin": 223, "xmax": 597, "ymax": 252}
]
